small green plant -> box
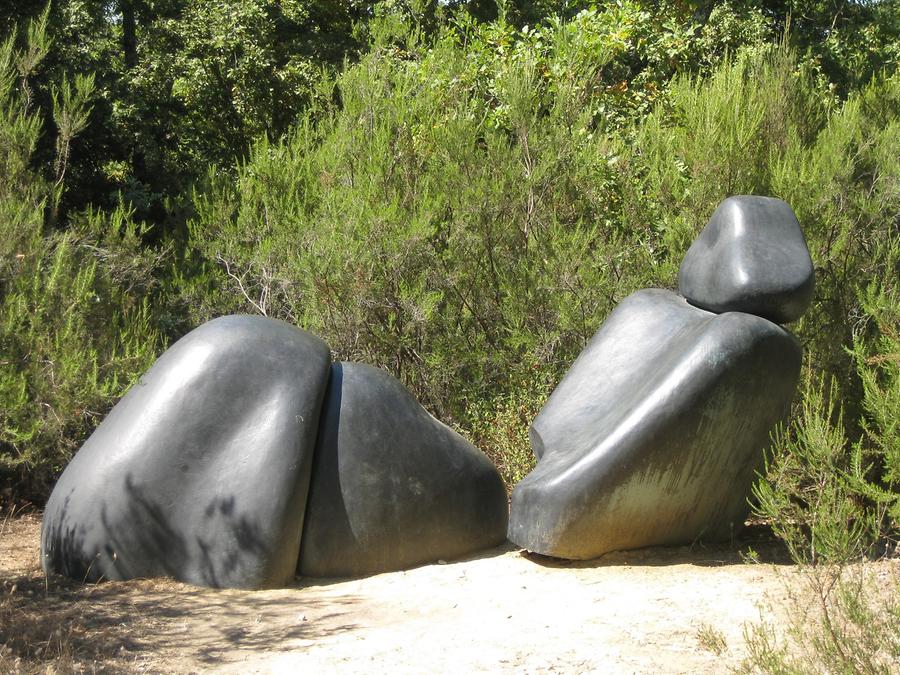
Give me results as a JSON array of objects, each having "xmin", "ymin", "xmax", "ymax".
[
  {"xmin": 464, "ymin": 374, "xmax": 552, "ymax": 491},
  {"xmin": 753, "ymin": 247, "xmax": 900, "ymax": 565},
  {"xmin": 740, "ymin": 546, "xmax": 761, "ymax": 564},
  {"xmin": 740, "ymin": 564, "xmax": 900, "ymax": 675},
  {"xmin": 696, "ymin": 623, "xmax": 728, "ymax": 656},
  {"xmin": 752, "ymin": 372, "xmax": 884, "ymax": 565}
]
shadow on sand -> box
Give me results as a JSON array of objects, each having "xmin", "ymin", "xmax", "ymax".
[
  {"xmin": 1, "ymin": 568, "xmax": 363, "ymax": 670},
  {"xmin": 516, "ymin": 522, "xmax": 792, "ymax": 569}
]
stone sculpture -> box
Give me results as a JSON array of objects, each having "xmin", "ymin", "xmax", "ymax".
[
  {"xmin": 41, "ymin": 316, "xmax": 332, "ymax": 589},
  {"xmin": 42, "ymin": 320, "xmax": 507, "ymax": 589},
  {"xmin": 679, "ymin": 196, "xmax": 814, "ymax": 323},
  {"xmin": 508, "ymin": 195, "xmax": 814, "ymax": 559},
  {"xmin": 300, "ymin": 363, "xmax": 508, "ymax": 577}
]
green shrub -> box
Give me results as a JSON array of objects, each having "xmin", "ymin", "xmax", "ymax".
[
  {"xmin": 741, "ymin": 563, "xmax": 900, "ymax": 675},
  {"xmin": 0, "ymin": 212, "xmax": 165, "ymax": 501},
  {"xmin": 187, "ymin": 13, "xmax": 670, "ymax": 426},
  {"xmin": 184, "ymin": 17, "xmax": 897, "ymax": 486},
  {"xmin": 463, "ymin": 371, "xmax": 553, "ymax": 491},
  {"xmin": 2, "ymin": 4, "xmax": 895, "ymax": 509},
  {"xmin": 753, "ymin": 244, "xmax": 900, "ymax": 564},
  {"xmin": 0, "ymin": 14, "xmax": 167, "ymax": 502},
  {"xmin": 741, "ymin": 238, "xmax": 899, "ymax": 675}
]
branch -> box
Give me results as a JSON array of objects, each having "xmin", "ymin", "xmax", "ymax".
[{"xmin": 216, "ymin": 254, "xmax": 268, "ymax": 316}]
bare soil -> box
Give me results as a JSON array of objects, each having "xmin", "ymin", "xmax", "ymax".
[{"xmin": 0, "ymin": 510, "xmax": 813, "ymax": 673}]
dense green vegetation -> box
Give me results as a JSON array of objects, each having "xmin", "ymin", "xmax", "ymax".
[{"xmin": 1, "ymin": 0, "xmax": 898, "ymax": 560}]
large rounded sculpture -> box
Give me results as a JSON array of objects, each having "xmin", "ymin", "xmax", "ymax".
[
  {"xmin": 41, "ymin": 316, "xmax": 331, "ymax": 588},
  {"xmin": 300, "ymin": 363, "xmax": 508, "ymax": 577},
  {"xmin": 42, "ymin": 320, "xmax": 507, "ymax": 588},
  {"xmin": 508, "ymin": 195, "xmax": 814, "ymax": 559}
]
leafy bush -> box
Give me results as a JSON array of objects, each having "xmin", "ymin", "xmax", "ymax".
[
  {"xmin": 743, "ymin": 235, "xmax": 899, "ymax": 672},
  {"xmin": 1, "ymin": 1, "xmax": 896, "ymax": 517},
  {"xmin": 187, "ymin": 9, "xmax": 676, "ymax": 426},
  {"xmin": 182, "ymin": 8, "xmax": 898, "ymax": 490}
]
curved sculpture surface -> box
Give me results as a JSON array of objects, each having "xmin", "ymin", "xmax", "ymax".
[
  {"xmin": 299, "ymin": 363, "xmax": 508, "ymax": 577},
  {"xmin": 509, "ymin": 195, "xmax": 813, "ymax": 559},
  {"xmin": 41, "ymin": 316, "xmax": 331, "ymax": 588},
  {"xmin": 678, "ymin": 195, "xmax": 814, "ymax": 324},
  {"xmin": 508, "ymin": 290, "xmax": 801, "ymax": 559}
]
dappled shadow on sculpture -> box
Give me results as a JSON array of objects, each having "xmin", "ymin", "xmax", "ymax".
[
  {"xmin": 508, "ymin": 195, "xmax": 814, "ymax": 560},
  {"xmin": 42, "ymin": 317, "xmax": 507, "ymax": 589}
]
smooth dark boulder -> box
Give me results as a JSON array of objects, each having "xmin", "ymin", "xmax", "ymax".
[
  {"xmin": 299, "ymin": 362, "xmax": 508, "ymax": 577},
  {"xmin": 678, "ymin": 196, "xmax": 814, "ymax": 324},
  {"xmin": 508, "ymin": 289, "xmax": 801, "ymax": 559},
  {"xmin": 41, "ymin": 315, "xmax": 331, "ymax": 589}
]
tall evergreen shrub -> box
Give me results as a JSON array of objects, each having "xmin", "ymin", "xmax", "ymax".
[{"xmin": 0, "ymin": 18, "xmax": 166, "ymax": 502}]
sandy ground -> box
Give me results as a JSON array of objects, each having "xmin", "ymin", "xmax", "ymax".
[{"xmin": 2, "ymin": 511, "xmax": 803, "ymax": 673}]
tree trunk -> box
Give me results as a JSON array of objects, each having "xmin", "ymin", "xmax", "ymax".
[{"xmin": 121, "ymin": 0, "xmax": 137, "ymax": 69}]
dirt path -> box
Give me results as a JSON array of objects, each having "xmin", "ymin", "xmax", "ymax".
[{"xmin": 2, "ymin": 512, "xmax": 801, "ymax": 673}]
